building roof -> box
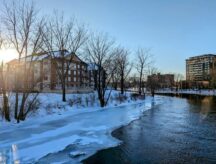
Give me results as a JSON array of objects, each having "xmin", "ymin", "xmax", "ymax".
[
  {"xmin": 6, "ymin": 59, "xmax": 19, "ymax": 65},
  {"xmin": 7, "ymin": 50, "xmax": 87, "ymax": 65},
  {"xmin": 186, "ymin": 54, "xmax": 216, "ymax": 60},
  {"xmin": 24, "ymin": 50, "xmax": 70, "ymax": 62}
]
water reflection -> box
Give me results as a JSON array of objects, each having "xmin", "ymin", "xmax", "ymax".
[
  {"xmin": 0, "ymin": 144, "xmax": 20, "ymax": 164},
  {"xmin": 186, "ymin": 96, "xmax": 216, "ymax": 121}
]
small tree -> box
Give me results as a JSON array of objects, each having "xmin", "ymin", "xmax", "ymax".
[
  {"xmin": 42, "ymin": 12, "xmax": 87, "ymax": 102},
  {"xmin": 115, "ymin": 47, "xmax": 132, "ymax": 94},
  {"xmin": 135, "ymin": 48, "xmax": 152, "ymax": 95},
  {"xmin": 3, "ymin": 0, "xmax": 44, "ymax": 122},
  {"xmin": 85, "ymin": 33, "xmax": 117, "ymax": 107}
]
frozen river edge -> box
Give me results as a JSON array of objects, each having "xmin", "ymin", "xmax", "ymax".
[{"xmin": 0, "ymin": 96, "xmax": 164, "ymax": 164}]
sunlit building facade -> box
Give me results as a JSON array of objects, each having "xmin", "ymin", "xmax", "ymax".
[
  {"xmin": 186, "ymin": 54, "xmax": 216, "ymax": 82},
  {"xmin": 6, "ymin": 50, "xmax": 89, "ymax": 91}
]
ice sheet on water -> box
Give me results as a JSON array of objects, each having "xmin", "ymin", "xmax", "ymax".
[{"xmin": 0, "ymin": 95, "xmax": 164, "ymax": 163}]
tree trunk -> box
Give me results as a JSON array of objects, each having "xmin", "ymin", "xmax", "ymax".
[
  {"xmin": 3, "ymin": 90, "xmax": 10, "ymax": 121},
  {"xmin": 62, "ymin": 84, "xmax": 66, "ymax": 102},
  {"xmin": 18, "ymin": 93, "xmax": 26, "ymax": 121},
  {"xmin": 138, "ymin": 69, "xmax": 143, "ymax": 95},
  {"xmin": 139, "ymin": 77, "xmax": 142, "ymax": 95},
  {"xmin": 0, "ymin": 65, "xmax": 10, "ymax": 122},
  {"xmin": 15, "ymin": 92, "xmax": 19, "ymax": 119},
  {"xmin": 99, "ymin": 96, "xmax": 105, "ymax": 107},
  {"xmin": 151, "ymin": 89, "xmax": 155, "ymax": 97},
  {"xmin": 62, "ymin": 76, "xmax": 66, "ymax": 102},
  {"xmin": 114, "ymin": 82, "xmax": 117, "ymax": 90},
  {"xmin": 120, "ymin": 73, "xmax": 124, "ymax": 94}
]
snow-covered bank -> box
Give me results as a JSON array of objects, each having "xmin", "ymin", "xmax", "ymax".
[
  {"xmin": 0, "ymin": 93, "xmax": 164, "ymax": 163},
  {"xmin": 0, "ymin": 91, "xmax": 140, "ymax": 124},
  {"xmin": 156, "ymin": 89, "xmax": 216, "ymax": 96}
]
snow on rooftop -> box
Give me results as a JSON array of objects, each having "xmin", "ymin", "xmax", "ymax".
[{"xmin": 22, "ymin": 50, "xmax": 70, "ymax": 62}]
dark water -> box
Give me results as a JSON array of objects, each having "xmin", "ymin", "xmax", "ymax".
[{"xmin": 84, "ymin": 95, "xmax": 216, "ymax": 164}]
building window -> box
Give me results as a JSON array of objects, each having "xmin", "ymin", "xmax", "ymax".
[
  {"xmin": 74, "ymin": 77, "xmax": 76, "ymax": 82},
  {"xmin": 74, "ymin": 71, "xmax": 76, "ymax": 75}
]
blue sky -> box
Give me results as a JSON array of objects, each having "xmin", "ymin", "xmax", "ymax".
[{"xmin": 3, "ymin": 0, "xmax": 216, "ymax": 75}]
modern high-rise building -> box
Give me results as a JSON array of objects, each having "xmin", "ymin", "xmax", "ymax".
[{"xmin": 186, "ymin": 54, "xmax": 216, "ymax": 81}]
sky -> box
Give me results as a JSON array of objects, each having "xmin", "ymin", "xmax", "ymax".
[{"xmin": 1, "ymin": 0, "xmax": 216, "ymax": 76}]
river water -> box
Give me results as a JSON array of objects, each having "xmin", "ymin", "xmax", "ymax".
[{"xmin": 84, "ymin": 95, "xmax": 216, "ymax": 164}]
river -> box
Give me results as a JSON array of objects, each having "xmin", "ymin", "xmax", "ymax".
[{"xmin": 84, "ymin": 95, "xmax": 216, "ymax": 164}]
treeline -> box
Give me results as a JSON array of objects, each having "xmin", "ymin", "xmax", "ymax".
[{"xmin": 0, "ymin": 0, "xmax": 156, "ymax": 123}]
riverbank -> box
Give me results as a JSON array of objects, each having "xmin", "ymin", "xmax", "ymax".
[
  {"xmin": 0, "ymin": 91, "xmax": 142, "ymax": 125},
  {"xmin": 0, "ymin": 93, "xmax": 163, "ymax": 163},
  {"xmin": 156, "ymin": 89, "xmax": 216, "ymax": 97}
]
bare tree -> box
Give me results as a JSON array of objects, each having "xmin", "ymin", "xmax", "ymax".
[
  {"xmin": 2, "ymin": 0, "xmax": 44, "ymax": 122},
  {"xmin": 115, "ymin": 47, "xmax": 132, "ymax": 94},
  {"xmin": 85, "ymin": 33, "xmax": 117, "ymax": 107},
  {"xmin": 42, "ymin": 12, "xmax": 87, "ymax": 102},
  {"xmin": 135, "ymin": 48, "xmax": 152, "ymax": 95}
]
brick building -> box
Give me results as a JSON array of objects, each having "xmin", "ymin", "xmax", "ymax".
[
  {"xmin": 147, "ymin": 73, "xmax": 174, "ymax": 89},
  {"xmin": 6, "ymin": 50, "xmax": 89, "ymax": 91}
]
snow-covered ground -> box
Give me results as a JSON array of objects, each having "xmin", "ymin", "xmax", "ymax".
[
  {"xmin": 156, "ymin": 89, "xmax": 216, "ymax": 96},
  {"xmin": 0, "ymin": 92, "xmax": 164, "ymax": 163}
]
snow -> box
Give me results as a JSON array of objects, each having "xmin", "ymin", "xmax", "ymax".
[
  {"xmin": 0, "ymin": 91, "xmax": 164, "ymax": 163},
  {"xmin": 23, "ymin": 50, "xmax": 70, "ymax": 62},
  {"xmin": 156, "ymin": 89, "xmax": 216, "ymax": 96},
  {"xmin": 69, "ymin": 151, "xmax": 86, "ymax": 157}
]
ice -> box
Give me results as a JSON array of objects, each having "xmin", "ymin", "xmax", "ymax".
[
  {"xmin": 0, "ymin": 92, "xmax": 164, "ymax": 163},
  {"xmin": 69, "ymin": 151, "xmax": 86, "ymax": 158},
  {"xmin": 157, "ymin": 89, "xmax": 216, "ymax": 96}
]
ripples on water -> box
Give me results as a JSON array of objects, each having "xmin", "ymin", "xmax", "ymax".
[{"xmin": 84, "ymin": 95, "xmax": 216, "ymax": 164}]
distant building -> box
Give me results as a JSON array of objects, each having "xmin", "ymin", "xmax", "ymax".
[
  {"xmin": 186, "ymin": 54, "xmax": 216, "ymax": 82},
  {"xmin": 147, "ymin": 73, "xmax": 174, "ymax": 89},
  {"xmin": 6, "ymin": 50, "xmax": 89, "ymax": 91}
]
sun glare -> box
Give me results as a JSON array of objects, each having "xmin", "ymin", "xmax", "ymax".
[{"xmin": 0, "ymin": 48, "xmax": 18, "ymax": 62}]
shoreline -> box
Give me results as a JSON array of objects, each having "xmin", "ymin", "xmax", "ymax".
[
  {"xmin": 156, "ymin": 92, "xmax": 216, "ymax": 98},
  {"xmin": 82, "ymin": 99, "xmax": 162, "ymax": 163},
  {"xmin": 82, "ymin": 95, "xmax": 216, "ymax": 163}
]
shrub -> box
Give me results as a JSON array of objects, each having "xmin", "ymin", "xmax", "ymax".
[
  {"xmin": 68, "ymin": 97, "xmax": 82, "ymax": 107},
  {"xmin": 130, "ymin": 93, "xmax": 145, "ymax": 101},
  {"xmin": 115, "ymin": 93, "xmax": 128, "ymax": 103}
]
